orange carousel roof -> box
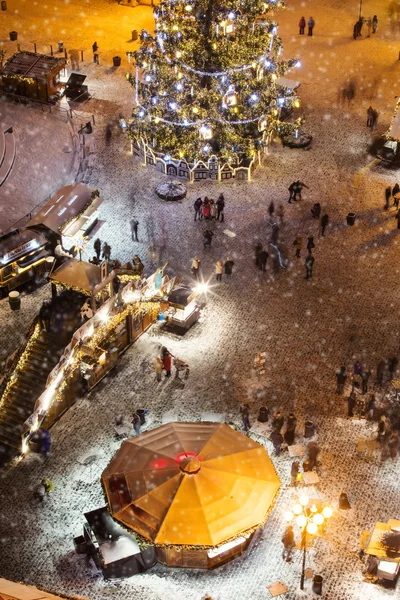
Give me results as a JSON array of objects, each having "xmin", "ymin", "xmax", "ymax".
[{"xmin": 102, "ymin": 422, "xmax": 280, "ymax": 547}]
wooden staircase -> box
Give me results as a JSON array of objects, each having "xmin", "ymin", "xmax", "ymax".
[{"xmin": 0, "ymin": 330, "xmax": 67, "ymax": 450}]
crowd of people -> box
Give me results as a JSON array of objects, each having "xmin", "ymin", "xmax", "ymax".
[{"xmin": 194, "ymin": 195, "xmax": 225, "ymax": 222}]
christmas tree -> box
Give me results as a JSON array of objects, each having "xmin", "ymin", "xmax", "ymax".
[{"xmin": 129, "ymin": 0, "xmax": 302, "ymax": 167}]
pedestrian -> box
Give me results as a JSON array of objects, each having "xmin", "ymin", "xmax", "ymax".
[
  {"xmin": 258, "ymin": 249, "xmax": 269, "ymax": 271},
  {"xmin": 307, "ymin": 441, "xmax": 320, "ymax": 469},
  {"xmin": 277, "ymin": 203, "xmax": 285, "ymax": 223},
  {"xmin": 336, "ymin": 366, "xmax": 347, "ymax": 394},
  {"xmin": 367, "ymin": 394, "xmax": 376, "ymax": 420},
  {"xmin": 288, "ymin": 181, "xmax": 296, "ymax": 203},
  {"xmin": 366, "ymin": 16, "xmax": 372, "ymax": 37},
  {"xmin": 293, "ymin": 234, "xmax": 303, "ymax": 258},
  {"xmin": 307, "ymin": 16, "xmax": 315, "ymax": 36},
  {"xmin": 215, "ymin": 260, "xmax": 223, "ymax": 282},
  {"xmin": 294, "ymin": 179, "xmax": 308, "ymax": 201},
  {"xmin": 132, "ymin": 255, "xmax": 144, "ymax": 275},
  {"xmin": 216, "ymin": 194, "xmax": 225, "ymax": 221},
  {"xmin": 311, "ymin": 202, "xmax": 321, "ymax": 219},
  {"xmin": 392, "ymin": 183, "xmax": 400, "ymax": 201},
  {"xmin": 271, "ymin": 224, "xmax": 279, "ymax": 245},
  {"xmin": 385, "ymin": 186, "xmax": 391, "ymax": 210},
  {"xmin": 191, "ymin": 256, "xmax": 201, "ymax": 280},
  {"xmin": 320, "ymin": 213, "xmax": 329, "ymax": 236},
  {"xmin": 254, "ymin": 241, "xmax": 263, "ymax": 266},
  {"xmin": 306, "ymin": 235, "xmax": 315, "ymax": 254},
  {"xmin": 377, "ymin": 415, "xmax": 388, "ymax": 443},
  {"xmin": 194, "ymin": 197, "xmax": 202, "ymax": 221},
  {"xmin": 353, "ymin": 360, "xmax": 363, "ymax": 376},
  {"xmin": 210, "ymin": 200, "xmax": 218, "ymax": 220},
  {"xmin": 42, "ymin": 477, "xmax": 53, "ymax": 494},
  {"xmin": 202, "ymin": 198, "xmax": 211, "ymax": 220},
  {"xmin": 371, "ymin": 109, "xmax": 378, "ymax": 131},
  {"xmin": 270, "ymin": 429, "xmax": 284, "ymax": 455},
  {"xmin": 361, "ymin": 366, "xmax": 371, "ymax": 394},
  {"xmin": 305, "ymin": 253, "xmax": 314, "ymax": 279},
  {"xmin": 282, "ymin": 525, "xmax": 295, "ymax": 561},
  {"xmin": 298, "ymin": 16, "xmax": 306, "ymax": 35},
  {"xmin": 153, "ymin": 356, "xmax": 163, "ymax": 382},
  {"xmin": 272, "ymin": 411, "xmax": 284, "ymax": 432},
  {"xmin": 240, "ymin": 403, "xmax": 251, "ymax": 432},
  {"xmin": 268, "ymin": 201, "xmax": 275, "ymax": 222},
  {"xmin": 284, "ymin": 412, "xmax": 297, "ymax": 446},
  {"xmin": 347, "ymin": 390, "xmax": 356, "ymax": 417},
  {"xmin": 353, "ymin": 22, "xmax": 358, "ymax": 39},
  {"xmin": 94, "ymin": 238, "xmax": 101, "ymax": 260},
  {"xmin": 93, "ymin": 52, "xmax": 99, "ymax": 65},
  {"xmin": 130, "ymin": 219, "xmax": 139, "ymax": 241},
  {"xmin": 203, "ymin": 229, "xmax": 214, "ymax": 248},
  {"xmin": 367, "ymin": 106, "xmax": 374, "ymax": 128},
  {"xmin": 224, "ymin": 257, "xmax": 234, "ymax": 280},
  {"xmin": 257, "ymin": 406, "xmax": 270, "ymax": 422},
  {"xmin": 388, "ymin": 430, "xmax": 399, "ymax": 460},
  {"xmin": 131, "ymin": 412, "xmax": 141, "ymax": 435},
  {"xmin": 372, "ymin": 15, "xmax": 378, "ymax": 33},
  {"xmin": 357, "ymin": 16, "xmax": 364, "ymax": 36},
  {"xmin": 92, "ymin": 41, "xmax": 98, "ymax": 53},
  {"xmin": 163, "ymin": 351, "xmax": 172, "ymax": 377},
  {"xmin": 389, "ymin": 356, "xmax": 398, "ymax": 379},
  {"xmin": 102, "ymin": 242, "xmax": 111, "ymax": 260},
  {"xmin": 291, "ymin": 461, "xmax": 300, "ymax": 486}
]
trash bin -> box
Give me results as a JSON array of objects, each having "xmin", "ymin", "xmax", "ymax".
[
  {"xmin": 136, "ymin": 409, "xmax": 147, "ymax": 425},
  {"xmin": 132, "ymin": 30, "xmax": 138, "ymax": 41},
  {"xmin": 304, "ymin": 420, "xmax": 315, "ymax": 438},
  {"xmin": 312, "ymin": 575, "xmax": 323, "ymax": 595},
  {"xmin": 9, "ymin": 31, "xmax": 17, "ymax": 41},
  {"xmin": 339, "ymin": 492, "xmax": 351, "ymax": 509},
  {"xmin": 347, "ymin": 212, "xmax": 356, "ymax": 226},
  {"xmin": 1, "ymin": 2, "xmax": 7, "ymax": 11},
  {"xmin": 58, "ymin": 41, "xmax": 63, "ymax": 52},
  {"xmin": 85, "ymin": 121, "xmax": 93, "ymax": 134},
  {"xmin": 113, "ymin": 56, "xmax": 121, "ymax": 67},
  {"xmin": 9, "ymin": 290, "xmax": 20, "ymax": 310}
]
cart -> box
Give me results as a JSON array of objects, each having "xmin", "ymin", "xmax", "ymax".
[{"xmin": 174, "ymin": 358, "xmax": 190, "ymax": 380}]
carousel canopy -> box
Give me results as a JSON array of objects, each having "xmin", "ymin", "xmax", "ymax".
[{"xmin": 102, "ymin": 422, "xmax": 280, "ymax": 547}]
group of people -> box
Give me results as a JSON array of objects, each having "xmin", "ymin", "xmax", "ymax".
[
  {"xmin": 298, "ymin": 16, "xmax": 315, "ymax": 36},
  {"xmin": 191, "ymin": 256, "xmax": 235, "ymax": 281},
  {"xmin": 153, "ymin": 346, "xmax": 174, "ymax": 381},
  {"xmin": 293, "ymin": 234, "xmax": 315, "ymax": 279},
  {"xmin": 311, "ymin": 203, "xmax": 330, "ymax": 236},
  {"xmin": 353, "ymin": 15, "xmax": 378, "ymax": 39},
  {"xmin": 288, "ymin": 180, "xmax": 308, "ymax": 203},
  {"xmin": 93, "ymin": 238, "xmax": 112, "ymax": 262},
  {"xmin": 194, "ymin": 195, "xmax": 225, "ymax": 222},
  {"xmin": 384, "ymin": 182, "xmax": 400, "ymax": 211}
]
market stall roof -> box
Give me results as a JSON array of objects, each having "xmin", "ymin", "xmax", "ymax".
[
  {"xmin": 49, "ymin": 259, "xmax": 102, "ymax": 293},
  {"xmin": 26, "ymin": 183, "xmax": 103, "ymax": 235},
  {"xmin": 387, "ymin": 101, "xmax": 400, "ymax": 140},
  {"xmin": 102, "ymin": 422, "xmax": 280, "ymax": 547},
  {"xmin": 0, "ymin": 52, "xmax": 65, "ymax": 79},
  {"xmin": 0, "ymin": 577, "xmax": 84, "ymax": 600}
]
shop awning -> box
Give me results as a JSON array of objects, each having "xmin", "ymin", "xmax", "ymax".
[
  {"xmin": 26, "ymin": 183, "xmax": 102, "ymax": 235},
  {"xmin": 49, "ymin": 258, "xmax": 102, "ymax": 293},
  {"xmin": 102, "ymin": 422, "xmax": 281, "ymax": 547}
]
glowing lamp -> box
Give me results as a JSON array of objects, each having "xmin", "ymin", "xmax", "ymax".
[
  {"xmin": 177, "ymin": 72, "xmax": 183, "ymax": 79},
  {"xmin": 176, "ymin": 50, "xmax": 182, "ymax": 58},
  {"xmin": 185, "ymin": 4, "xmax": 192, "ymax": 10},
  {"xmin": 176, "ymin": 82, "xmax": 183, "ymax": 91},
  {"xmin": 169, "ymin": 102, "xmax": 177, "ymax": 110},
  {"xmin": 271, "ymin": 73, "xmax": 277, "ymax": 80},
  {"xmin": 313, "ymin": 513, "xmax": 324, "ymax": 525},
  {"xmin": 172, "ymin": 25, "xmax": 179, "ymax": 31},
  {"xmin": 213, "ymin": 43, "xmax": 217, "ymax": 49},
  {"xmin": 293, "ymin": 503, "xmax": 302, "ymax": 515},
  {"xmin": 192, "ymin": 107, "xmax": 199, "ymax": 113},
  {"xmin": 295, "ymin": 61, "xmax": 301, "ymax": 68},
  {"xmin": 294, "ymin": 99, "xmax": 301, "ymax": 108},
  {"xmin": 250, "ymin": 93, "xmax": 258, "ymax": 102},
  {"xmin": 307, "ymin": 522, "xmax": 318, "ymax": 535},
  {"xmin": 284, "ymin": 511, "xmax": 294, "ymax": 522},
  {"xmin": 310, "ymin": 504, "xmax": 318, "ymax": 513},
  {"xmin": 154, "ymin": 117, "xmax": 160, "ymax": 123},
  {"xmin": 228, "ymin": 11, "xmax": 235, "ymax": 19},
  {"xmin": 299, "ymin": 495, "xmax": 309, "ymax": 507},
  {"xmin": 203, "ymin": 144, "xmax": 210, "ymax": 153},
  {"xmin": 296, "ymin": 515, "xmax": 307, "ymax": 528},
  {"xmin": 195, "ymin": 283, "xmax": 209, "ymax": 294},
  {"xmin": 322, "ymin": 507, "xmax": 333, "ymax": 519}
]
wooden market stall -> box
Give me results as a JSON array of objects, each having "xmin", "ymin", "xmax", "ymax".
[
  {"xmin": 0, "ymin": 52, "xmax": 66, "ymax": 103},
  {"xmin": 365, "ymin": 520, "xmax": 400, "ymax": 583},
  {"xmin": 102, "ymin": 422, "xmax": 281, "ymax": 569}
]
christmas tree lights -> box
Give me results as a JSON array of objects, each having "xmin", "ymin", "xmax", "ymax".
[{"xmin": 129, "ymin": 0, "xmax": 302, "ymax": 167}]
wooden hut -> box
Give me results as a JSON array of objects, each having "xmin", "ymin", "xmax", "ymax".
[{"xmin": 0, "ymin": 52, "xmax": 65, "ymax": 103}]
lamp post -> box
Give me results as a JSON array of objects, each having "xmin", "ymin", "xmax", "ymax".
[
  {"xmin": 284, "ymin": 495, "xmax": 332, "ymax": 590},
  {"xmin": 359, "ymin": 0, "xmax": 362, "ymax": 20}
]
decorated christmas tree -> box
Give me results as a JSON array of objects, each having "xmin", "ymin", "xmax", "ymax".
[{"xmin": 129, "ymin": 0, "xmax": 302, "ymax": 168}]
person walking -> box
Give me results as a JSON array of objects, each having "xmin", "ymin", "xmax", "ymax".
[
  {"xmin": 94, "ymin": 238, "xmax": 101, "ymax": 260},
  {"xmin": 131, "ymin": 413, "xmax": 141, "ymax": 435},
  {"xmin": 321, "ymin": 213, "xmax": 329, "ymax": 236},
  {"xmin": 306, "ymin": 235, "xmax": 315, "ymax": 254},
  {"xmin": 293, "ymin": 180, "xmax": 308, "ymax": 201},
  {"xmin": 307, "ymin": 441, "xmax": 320, "ymax": 469},
  {"xmin": 282, "ymin": 525, "xmax": 295, "ymax": 561},
  {"xmin": 372, "ymin": 15, "xmax": 378, "ymax": 33},
  {"xmin": 215, "ymin": 260, "xmax": 223, "ymax": 282},
  {"xmin": 367, "ymin": 394, "xmax": 376, "ymax": 420},
  {"xmin": 92, "ymin": 41, "xmax": 98, "ymax": 53},
  {"xmin": 311, "ymin": 202, "xmax": 321, "ymax": 219},
  {"xmin": 203, "ymin": 229, "xmax": 214, "ymax": 248},
  {"xmin": 308, "ymin": 16, "xmax": 315, "ymax": 36},
  {"xmin": 194, "ymin": 197, "xmax": 202, "ymax": 221},
  {"xmin": 191, "ymin": 256, "xmax": 201, "ymax": 280},
  {"xmin": 102, "ymin": 242, "xmax": 111, "ymax": 260},
  {"xmin": 284, "ymin": 412, "xmax": 297, "ymax": 446},
  {"xmin": 389, "ymin": 356, "xmax": 398, "ymax": 379},
  {"xmin": 288, "ymin": 181, "xmax": 296, "ymax": 203},
  {"xmin": 268, "ymin": 201, "xmax": 275, "ymax": 222},
  {"xmin": 305, "ymin": 253, "xmax": 315, "ymax": 279},
  {"xmin": 392, "ymin": 183, "xmax": 400, "ymax": 206},
  {"xmin": 224, "ymin": 257, "xmax": 234, "ymax": 280},
  {"xmin": 216, "ymin": 194, "xmax": 225, "ymax": 221},
  {"xmin": 336, "ymin": 366, "xmax": 347, "ymax": 394},
  {"xmin": 272, "ymin": 411, "xmax": 284, "ymax": 432},
  {"xmin": 202, "ymin": 199, "xmax": 211, "ymax": 220},
  {"xmin": 299, "ymin": 16, "xmax": 306, "ymax": 35},
  {"xmin": 163, "ymin": 351, "xmax": 172, "ymax": 377},
  {"xmin": 291, "ymin": 461, "xmax": 300, "ymax": 486},
  {"xmin": 271, "ymin": 429, "xmax": 284, "ymax": 455},
  {"xmin": 258, "ymin": 248, "xmax": 269, "ymax": 271},
  {"xmin": 293, "ymin": 234, "xmax": 303, "ymax": 258},
  {"xmin": 210, "ymin": 200, "xmax": 218, "ymax": 220},
  {"xmin": 365, "ymin": 16, "xmax": 372, "ymax": 37},
  {"xmin": 240, "ymin": 404, "xmax": 251, "ymax": 432},
  {"xmin": 361, "ymin": 366, "xmax": 371, "ymax": 394},
  {"xmin": 255, "ymin": 241, "xmax": 263, "ymax": 266},
  {"xmin": 130, "ymin": 219, "xmax": 139, "ymax": 241},
  {"xmin": 277, "ymin": 203, "xmax": 285, "ymax": 223},
  {"xmin": 367, "ymin": 106, "xmax": 374, "ymax": 128},
  {"xmin": 385, "ymin": 186, "xmax": 391, "ymax": 210},
  {"xmin": 153, "ymin": 356, "xmax": 163, "ymax": 382},
  {"xmin": 347, "ymin": 390, "xmax": 356, "ymax": 417}
]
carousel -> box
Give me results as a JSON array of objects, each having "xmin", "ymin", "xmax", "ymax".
[{"xmin": 102, "ymin": 422, "xmax": 280, "ymax": 569}]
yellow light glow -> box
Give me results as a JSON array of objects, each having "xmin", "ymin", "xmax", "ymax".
[
  {"xmin": 310, "ymin": 504, "xmax": 318, "ymax": 513},
  {"xmin": 307, "ymin": 522, "xmax": 318, "ymax": 535},
  {"xmin": 22, "ymin": 438, "xmax": 29, "ymax": 454},
  {"xmin": 177, "ymin": 72, "xmax": 183, "ymax": 79},
  {"xmin": 296, "ymin": 515, "xmax": 307, "ymax": 528},
  {"xmin": 185, "ymin": 4, "xmax": 192, "ymax": 10},
  {"xmin": 220, "ymin": 20, "xmax": 226, "ymax": 26},
  {"xmin": 294, "ymin": 99, "xmax": 301, "ymax": 108},
  {"xmin": 154, "ymin": 117, "xmax": 160, "ymax": 123},
  {"xmin": 271, "ymin": 73, "xmax": 277, "ymax": 80},
  {"xmin": 176, "ymin": 50, "xmax": 182, "ymax": 58},
  {"xmin": 195, "ymin": 283, "xmax": 209, "ymax": 294},
  {"xmin": 299, "ymin": 495, "xmax": 309, "ymax": 506},
  {"xmin": 284, "ymin": 511, "xmax": 294, "ymax": 522},
  {"xmin": 322, "ymin": 507, "xmax": 333, "ymax": 519},
  {"xmin": 313, "ymin": 513, "xmax": 324, "ymax": 525},
  {"xmin": 142, "ymin": 61, "xmax": 147, "ymax": 68},
  {"xmin": 234, "ymin": 107, "xmax": 238, "ymax": 113},
  {"xmin": 293, "ymin": 503, "xmax": 302, "ymax": 515},
  {"xmin": 179, "ymin": 151, "xmax": 184, "ymax": 158},
  {"xmin": 213, "ymin": 43, "xmax": 217, "ymax": 49},
  {"xmin": 193, "ymin": 107, "xmax": 199, "ymax": 113},
  {"xmin": 172, "ymin": 25, "xmax": 179, "ymax": 31},
  {"xmin": 252, "ymin": 62, "xmax": 257, "ymax": 68}
]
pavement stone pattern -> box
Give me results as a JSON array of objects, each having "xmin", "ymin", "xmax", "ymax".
[{"xmin": 1, "ymin": 0, "xmax": 400, "ymax": 599}]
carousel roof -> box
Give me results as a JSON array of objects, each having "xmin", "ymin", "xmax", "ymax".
[{"xmin": 102, "ymin": 422, "xmax": 280, "ymax": 547}]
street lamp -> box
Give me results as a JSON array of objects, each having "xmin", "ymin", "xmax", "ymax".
[
  {"xmin": 285, "ymin": 495, "xmax": 333, "ymax": 590},
  {"xmin": 359, "ymin": 0, "xmax": 362, "ymax": 20}
]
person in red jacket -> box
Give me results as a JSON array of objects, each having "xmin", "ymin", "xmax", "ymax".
[
  {"xmin": 299, "ymin": 16, "xmax": 306, "ymax": 34},
  {"xmin": 163, "ymin": 352, "xmax": 172, "ymax": 377}
]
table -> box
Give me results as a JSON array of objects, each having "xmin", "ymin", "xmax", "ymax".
[
  {"xmin": 302, "ymin": 471, "xmax": 320, "ymax": 485},
  {"xmin": 288, "ymin": 444, "xmax": 305, "ymax": 458},
  {"xmin": 249, "ymin": 422, "xmax": 270, "ymax": 447}
]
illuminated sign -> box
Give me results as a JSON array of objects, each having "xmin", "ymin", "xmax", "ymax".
[{"xmin": 1, "ymin": 239, "xmax": 40, "ymax": 264}]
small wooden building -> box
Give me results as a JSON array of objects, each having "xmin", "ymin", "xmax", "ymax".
[{"xmin": 0, "ymin": 51, "xmax": 65, "ymax": 102}]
